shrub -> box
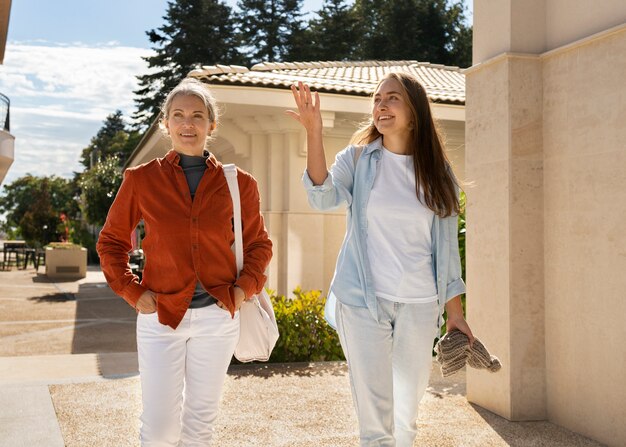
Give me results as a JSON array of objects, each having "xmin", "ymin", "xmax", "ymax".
[{"xmin": 268, "ymin": 287, "xmax": 344, "ymax": 363}]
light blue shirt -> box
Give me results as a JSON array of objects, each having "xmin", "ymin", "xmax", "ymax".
[{"xmin": 302, "ymin": 137, "xmax": 466, "ymax": 336}]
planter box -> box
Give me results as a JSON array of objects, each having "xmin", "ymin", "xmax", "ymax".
[{"xmin": 45, "ymin": 246, "xmax": 87, "ymax": 279}]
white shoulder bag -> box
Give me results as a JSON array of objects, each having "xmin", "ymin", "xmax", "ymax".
[{"xmin": 223, "ymin": 164, "xmax": 279, "ymax": 362}]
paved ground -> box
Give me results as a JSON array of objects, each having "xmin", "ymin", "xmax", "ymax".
[{"xmin": 0, "ymin": 265, "xmax": 607, "ymax": 446}]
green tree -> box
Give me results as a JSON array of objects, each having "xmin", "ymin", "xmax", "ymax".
[
  {"xmin": 0, "ymin": 175, "xmax": 78, "ymax": 247},
  {"xmin": 351, "ymin": 0, "xmax": 387, "ymax": 60},
  {"xmin": 80, "ymin": 111, "xmax": 120, "ymax": 169},
  {"xmin": 445, "ymin": 2, "xmax": 472, "ymax": 68},
  {"xmin": 306, "ymin": 0, "xmax": 359, "ymax": 61},
  {"xmin": 134, "ymin": 0, "xmax": 244, "ymax": 128},
  {"xmin": 352, "ymin": 0, "xmax": 472, "ymax": 67},
  {"xmin": 236, "ymin": 0, "xmax": 304, "ymax": 63},
  {"xmin": 78, "ymin": 156, "xmax": 123, "ymax": 227},
  {"xmin": 79, "ymin": 111, "xmax": 142, "ymax": 170}
]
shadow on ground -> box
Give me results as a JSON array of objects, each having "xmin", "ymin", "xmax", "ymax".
[
  {"xmin": 227, "ymin": 360, "xmax": 347, "ymax": 380},
  {"xmin": 470, "ymin": 403, "xmax": 605, "ymax": 447},
  {"xmin": 28, "ymin": 292, "xmax": 76, "ymax": 303},
  {"xmin": 31, "ymin": 274, "xmax": 79, "ymax": 284},
  {"xmin": 70, "ymin": 281, "xmax": 137, "ymax": 354},
  {"xmin": 25, "ymin": 270, "xmax": 138, "ymax": 355}
]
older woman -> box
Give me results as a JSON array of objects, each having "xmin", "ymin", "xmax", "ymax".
[{"xmin": 97, "ymin": 78, "xmax": 272, "ymax": 446}]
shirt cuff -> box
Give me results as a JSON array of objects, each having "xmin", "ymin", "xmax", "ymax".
[
  {"xmin": 234, "ymin": 275, "xmax": 258, "ymax": 300},
  {"xmin": 445, "ymin": 278, "xmax": 466, "ymax": 301},
  {"xmin": 302, "ymin": 169, "xmax": 333, "ymax": 191},
  {"xmin": 125, "ymin": 282, "xmax": 148, "ymax": 307}
]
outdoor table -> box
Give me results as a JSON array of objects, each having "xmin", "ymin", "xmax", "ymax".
[{"xmin": 2, "ymin": 241, "xmax": 27, "ymax": 268}]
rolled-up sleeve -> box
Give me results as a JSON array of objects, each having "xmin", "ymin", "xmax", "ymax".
[
  {"xmin": 302, "ymin": 145, "xmax": 356, "ymax": 211},
  {"xmin": 445, "ymin": 213, "xmax": 466, "ymax": 301}
]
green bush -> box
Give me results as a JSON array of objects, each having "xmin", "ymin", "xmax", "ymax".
[{"xmin": 269, "ymin": 287, "xmax": 344, "ymax": 363}]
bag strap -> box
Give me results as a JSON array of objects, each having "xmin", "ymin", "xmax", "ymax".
[{"xmin": 223, "ymin": 164, "xmax": 244, "ymax": 278}]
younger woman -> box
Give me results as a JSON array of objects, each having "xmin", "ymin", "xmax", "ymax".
[{"xmin": 288, "ymin": 73, "xmax": 474, "ymax": 447}]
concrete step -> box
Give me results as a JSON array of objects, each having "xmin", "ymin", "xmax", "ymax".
[{"xmin": 0, "ymin": 352, "xmax": 138, "ymax": 386}]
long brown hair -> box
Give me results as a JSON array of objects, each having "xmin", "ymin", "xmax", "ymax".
[{"xmin": 350, "ymin": 72, "xmax": 460, "ymax": 217}]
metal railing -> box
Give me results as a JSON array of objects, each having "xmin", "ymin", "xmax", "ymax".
[{"xmin": 0, "ymin": 93, "xmax": 9, "ymax": 132}]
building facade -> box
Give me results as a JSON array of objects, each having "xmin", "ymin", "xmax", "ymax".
[
  {"xmin": 466, "ymin": 1, "xmax": 626, "ymax": 446},
  {"xmin": 127, "ymin": 60, "xmax": 466, "ymax": 297},
  {"xmin": 0, "ymin": 0, "xmax": 13, "ymax": 186}
]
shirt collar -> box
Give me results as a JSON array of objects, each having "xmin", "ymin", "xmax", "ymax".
[
  {"xmin": 362, "ymin": 136, "xmax": 384, "ymax": 156},
  {"xmin": 164, "ymin": 149, "xmax": 218, "ymax": 169}
]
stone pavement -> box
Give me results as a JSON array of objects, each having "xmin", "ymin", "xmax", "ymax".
[{"xmin": 0, "ymin": 266, "xmax": 607, "ymax": 446}]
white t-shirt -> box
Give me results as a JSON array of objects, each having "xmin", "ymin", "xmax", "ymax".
[{"xmin": 366, "ymin": 147, "xmax": 438, "ymax": 303}]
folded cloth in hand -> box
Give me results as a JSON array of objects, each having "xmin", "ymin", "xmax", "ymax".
[{"xmin": 435, "ymin": 329, "xmax": 502, "ymax": 377}]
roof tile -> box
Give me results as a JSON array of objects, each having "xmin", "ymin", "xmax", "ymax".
[{"xmin": 189, "ymin": 60, "xmax": 465, "ymax": 104}]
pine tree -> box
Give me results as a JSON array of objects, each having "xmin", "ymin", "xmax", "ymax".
[
  {"xmin": 78, "ymin": 111, "xmax": 140, "ymax": 169},
  {"xmin": 351, "ymin": 0, "xmax": 387, "ymax": 60},
  {"xmin": 351, "ymin": 0, "xmax": 472, "ymax": 67},
  {"xmin": 236, "ymin": 0, "xmax": 305, "ymax": 64},
  {"xmin": 443, "ymin": 1, "xmax": 472, "ymax": 68},
  {"xmin": 133, "ymin": 0, "xmax": 244, "ymax": 128},
  {"xmin": 306, "ymin": 0, "xmax": 359, "ymax": 61},
  {"xmin": 79, "ymin": 111, "xmax": 126, "ymax": 169}
]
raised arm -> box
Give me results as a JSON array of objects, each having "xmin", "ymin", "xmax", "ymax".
[{"xmin": 286, "ymin": 81, "xmax": 328, "ymax": 185}]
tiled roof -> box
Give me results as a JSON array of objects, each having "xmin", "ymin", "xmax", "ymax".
[{"xmin": 188, "ymin": 60, "xmax": 465, "ymax": 104}]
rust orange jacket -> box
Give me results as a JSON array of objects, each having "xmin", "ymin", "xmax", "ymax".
[{"xmin": 96, "ymin": 150, "xmax": 273, "ymax": 329}]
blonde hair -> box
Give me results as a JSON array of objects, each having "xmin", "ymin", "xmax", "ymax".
[{"xmin": 159, "ymin": 78, "xmax": 219, "ymax": 135}]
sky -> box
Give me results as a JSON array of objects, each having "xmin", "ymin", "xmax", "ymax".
[{"xmin": 0, "ymin": 0, "xmax": 472, "ymax": 188}]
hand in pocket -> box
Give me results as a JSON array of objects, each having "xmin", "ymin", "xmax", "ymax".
[{"xmin": 136, "ymin": 290, "xmax": 157, "ymax": 314}]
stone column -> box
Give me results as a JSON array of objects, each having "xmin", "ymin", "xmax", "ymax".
[{"xmin": 465, "ymin": 0, "xmax": 546, "ymax": 421}]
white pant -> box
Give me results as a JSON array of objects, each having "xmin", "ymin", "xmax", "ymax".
[
  {"xmin": 136, "ymin": 305, "xmax": 239, "ymax": 447},
  {"xmin": 336, "ymin": 298, "xmax": 439, "ymax": 447}
]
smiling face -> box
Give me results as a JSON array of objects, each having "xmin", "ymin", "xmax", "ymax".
[
  {"xmin": 164, "ymin": 94, "xmax": 215, "ymax": 156},
  {"xmin": 372, "ymin": 78, "xmax": 414, "ymax": 143}
]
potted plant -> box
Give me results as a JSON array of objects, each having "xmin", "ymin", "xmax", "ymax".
[{"xmin": 45, "ymin": 242, "xmax": 87, "ymax": 279}]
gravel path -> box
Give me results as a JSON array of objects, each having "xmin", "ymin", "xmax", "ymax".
[{"xmin": 48, "ymin": 362, "xmax": 604, "ymax": 447}]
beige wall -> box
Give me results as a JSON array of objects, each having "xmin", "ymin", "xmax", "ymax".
[
  {"xmin": 468, "ymin": 1, "xmax": 626, "ymax": 445},
  {"xmin": 545, "ymin": 0, "xmax": 626, "ymax": 49},
  {"xmin": 542, "ymin": 27, "xmax": 626, "ymax": 445},
  {"xmin": 474, "ymin": 0, "xmax": 626, "ymax": 62},
  {"xmin": 465, "ymin": 54, "xmax": 546, "ymax": 421}
]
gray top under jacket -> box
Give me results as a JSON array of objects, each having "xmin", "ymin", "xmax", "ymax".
[{"xmin": 178, "ymin": 152, "xmax": 218, "ymax": 309}]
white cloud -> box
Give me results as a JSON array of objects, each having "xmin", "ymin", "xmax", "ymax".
[
  {"xmin": 0, "ymin": 43, "xmax": 154, "ymax": 107},
  {"xmin": 11, "ymin": 106, "xmax": 113, "ymax": 122},
  {"xmin": 0, "ymin": 41, "xmax": 155, "ymax": 186}
]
